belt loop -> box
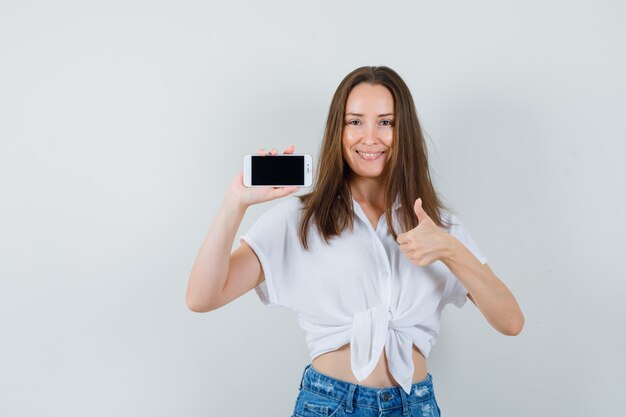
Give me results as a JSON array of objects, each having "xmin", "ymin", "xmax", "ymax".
[
  {"xmin": 344, "ymin": 383, "xmax": 357, "ymax": 413},
  {"xmin": 399, "ymin": 386, "xmax": 410, "ymax": 416},
  {"xmin": 299, "ymin": 363, "xmax": 311, "ymax": 390}
]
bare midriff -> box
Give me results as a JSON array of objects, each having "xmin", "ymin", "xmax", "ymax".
[{"xmin": 311, "ymin": 342, "xmax": 428, "ymax": 388}]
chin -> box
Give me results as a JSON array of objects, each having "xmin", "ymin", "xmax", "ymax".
[{"xmin": 352, "ymin": 170, "xmax": 385, "ymax": 179}]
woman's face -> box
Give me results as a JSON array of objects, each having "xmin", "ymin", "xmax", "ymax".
[{"xmin": 342, "ymin": 82, "xmax": 394, "ymax": 182}]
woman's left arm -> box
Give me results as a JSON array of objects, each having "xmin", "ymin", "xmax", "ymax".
[
  {"xmin": 396, "ymin": 198, "xmax": 525, "ymax": 336},
  {"xmin": 442, "ymin": 237, "xmax": 525, "ymax": 336}
]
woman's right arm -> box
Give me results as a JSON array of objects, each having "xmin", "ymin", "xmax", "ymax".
[
  {"xmin": 186, "ymin": 191, "xmax": 250, "ymax": 312},
  {"xmin": 185, "ymin": 146, "xmax": 299, "ymax": 312}
]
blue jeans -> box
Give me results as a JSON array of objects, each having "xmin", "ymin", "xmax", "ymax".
[{"xmin": 291, "ymin": 363, "xmax": 442, "ymax": 417}]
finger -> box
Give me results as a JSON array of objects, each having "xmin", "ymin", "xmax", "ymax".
[
  {"xmin": 284, "ymin": 144, "xmax": 295, "ymax": 154},
  {"xmin": 258, "ymin": 147, "xmax": 267, "ymax": 156},
  {"xmin": 269, "ymin": 148, "xmax": 278, "ymax": 155},
  {"xmin": 396, "ymin": 233, "xmax": 408, "ymax": 245},
  {"xmin": 271, "ymin": 186, "xmax": 300, "ymax": 198}
]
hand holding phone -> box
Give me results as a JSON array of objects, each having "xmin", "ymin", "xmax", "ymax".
[{"xmin": 227, "ymin": 145, "xmax": 306, "ymax": 209}]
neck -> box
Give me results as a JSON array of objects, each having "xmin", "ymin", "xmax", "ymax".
[{"xmin": 349, "ymin": 177, "xmax": 387, "ymax": 207}]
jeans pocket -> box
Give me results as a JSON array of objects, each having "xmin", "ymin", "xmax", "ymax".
[{"xmin": 296, "ymin": 389, "xmax": 343, "ymax": 417}]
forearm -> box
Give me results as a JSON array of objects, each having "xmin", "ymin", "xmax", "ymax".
[
  {"xmin": 186, "ymin": 194, "xmax": 248, "ymax": 311},
  {"xmin": 442, "ymin": 236, "xmax": 525, "ymax": 336}
]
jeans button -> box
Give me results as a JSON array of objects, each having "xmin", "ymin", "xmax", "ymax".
[{"xmin": 382, "ymin": 392, "xmax": 392, "ymax": 401}]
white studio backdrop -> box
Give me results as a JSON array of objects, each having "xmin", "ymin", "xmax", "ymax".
[{"xmin": 1, "ymin": 1, "xmax": 624, "ymax": 416}]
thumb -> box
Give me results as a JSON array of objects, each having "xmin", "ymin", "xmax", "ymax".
[{"xmin": 413, "ymin": 198, "xmax": 429, "ymax": 223}]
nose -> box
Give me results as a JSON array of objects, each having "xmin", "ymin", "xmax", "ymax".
[{"xmin": 362, "ymin": 124, "xmax": 379, "ymax": 144}]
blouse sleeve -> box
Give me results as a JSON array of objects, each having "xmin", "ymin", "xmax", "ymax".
[
  {"xmin": 444, "ymin": 212, "xmax": 488, "ymax": 308},
  {"xmin": 238, "ymin": 198, "xmax": 296, "ymax": 308}
]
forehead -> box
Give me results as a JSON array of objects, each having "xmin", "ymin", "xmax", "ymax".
[{"xmin": 345, "ymin": 83, "xmax": 394, "ymax": 114}]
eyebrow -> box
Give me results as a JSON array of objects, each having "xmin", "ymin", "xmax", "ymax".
[{"xmin": 345, "ymin": 112, "xmax": 394, "ymax": 117}]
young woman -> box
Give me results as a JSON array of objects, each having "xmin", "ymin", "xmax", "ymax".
[{"xmin": 186, "ymin": 66, "xmax": 524, "ymax": 417}]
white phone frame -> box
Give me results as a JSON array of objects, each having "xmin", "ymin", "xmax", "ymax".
[{"xmin": 243, "ymin": 153, "xmax": 313, "ymax": 187}]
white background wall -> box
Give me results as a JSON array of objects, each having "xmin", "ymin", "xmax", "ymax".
[{"xmin": 1, "ymin": 1, "xmax": 624, "ymax": 416}]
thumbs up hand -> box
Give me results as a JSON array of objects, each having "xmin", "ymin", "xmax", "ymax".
[{"xmin": 396, "ymin": 198, "xmax": 453, "ymax": 267}]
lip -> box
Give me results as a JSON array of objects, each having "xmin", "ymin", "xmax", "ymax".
[{"xmin": 356, "ymin": 150, "xmax": 385, "ymax": 161}]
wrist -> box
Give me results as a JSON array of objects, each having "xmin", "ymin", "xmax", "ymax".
[
  {"xmin": 441, "ymin": 234, "xmax": 461, "ymax": 264},
  {"xmin": 223, "ymin": 193, "xmax": 249, "ymax": 214}
]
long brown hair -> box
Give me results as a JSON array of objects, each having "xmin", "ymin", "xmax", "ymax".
[{"xmin": 297, "ymin": 65, "xmax": 453, "ymax": 250}]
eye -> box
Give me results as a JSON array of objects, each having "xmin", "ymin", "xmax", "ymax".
[
  {"xmin": 346, "ymin": 120, "xmax": 361, "ymax": 125},
  {"xmin": 380, "ymin": 119, "xmax": 394, "ymax": 126}
]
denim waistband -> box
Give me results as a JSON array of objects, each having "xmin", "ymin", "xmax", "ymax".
[{"xmin": 298, "ymin": 363, "xmax": 436, "ymax": 411}]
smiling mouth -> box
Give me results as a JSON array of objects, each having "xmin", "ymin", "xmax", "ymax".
[{"xmin": 356, "ymin": 150, "xmax": 384, "ymax": 161}]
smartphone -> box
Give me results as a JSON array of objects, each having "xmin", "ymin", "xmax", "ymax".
[{"xmin": 243, "ymin": 154, "xmax": 313, "ymax": 187}]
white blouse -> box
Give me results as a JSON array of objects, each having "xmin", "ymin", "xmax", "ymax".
[{"xmin": 239, "ymin": 195, "xmax": 488, "ymax": 395}]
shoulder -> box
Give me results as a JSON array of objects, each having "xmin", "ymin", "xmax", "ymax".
[
  {"xmin": 264, "ymin": 195, "xmax": 304, "ymax": 215},
  {"xmin": 437, "ymin": 207, "xmax": 487, "ymax": 262},
  {"xmin": 436, "ymin": 207, "xmax": 459, "ymax": 230},
  {"xmin": 253, "ymin": 195, "xmax": 304, "ymax": 224},
  {"xmin": 241, "ymin": 196, "xmax": 305, "ymax": 248},
  {"xmin": 437, "ymin": 208, "xmax": 476, "ymax": 239}
]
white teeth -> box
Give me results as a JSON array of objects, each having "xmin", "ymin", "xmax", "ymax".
[{"xmin": 357, "ymin": 151, "xmax": 383, "ymax": 159}]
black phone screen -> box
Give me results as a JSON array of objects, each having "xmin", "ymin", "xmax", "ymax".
[{"xmin": 251, "ymin": 155, "xmax": 305, "ymax": 186}]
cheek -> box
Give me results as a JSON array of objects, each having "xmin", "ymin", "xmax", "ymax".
[
  {"xmin": 383, "ymin": 134, "xmax": 394, "ymax": 160},
  {"xmin": 341, "ymin": 139, "xmax": 350, "ymax": 159},
  {"xmin": 342, "ymin": 132, "xmax": 358, "ymax": 151},
  {"xmin": 384, "ymin": 130, "xmax": 394, "ymax": 145}
]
